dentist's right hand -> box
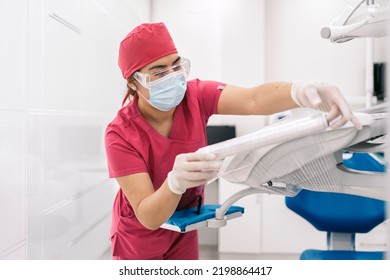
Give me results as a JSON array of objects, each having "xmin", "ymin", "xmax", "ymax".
[
  {"xmin": 167, "ymin": 153, "xmax": 221, "ymax": 195},
  {"xmin": 291, "ymin": 81, "xmax": 362, "ymax": 129}
]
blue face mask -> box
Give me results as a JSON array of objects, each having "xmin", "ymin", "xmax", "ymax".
[{"xmin": 141, "ymin": 71, "xmax": 187, "ymax": 111}]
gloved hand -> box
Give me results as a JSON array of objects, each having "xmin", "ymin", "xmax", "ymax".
[
  {"xmin": 291, "ymin": 81, "xmax": 362, "ymax": 130},
  {"xmin": 167, "ymin": 152, "xmax": 221, "ymax": 195}
]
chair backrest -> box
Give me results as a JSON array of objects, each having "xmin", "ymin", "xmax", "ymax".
[{"xmin": 285, "ymin": 152, "xmax": 386, "ymax": 234}]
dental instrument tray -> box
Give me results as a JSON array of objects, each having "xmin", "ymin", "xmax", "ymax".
[{"xmin": 161, "ymin": 204, "xmax": 244, "ymax": 233}]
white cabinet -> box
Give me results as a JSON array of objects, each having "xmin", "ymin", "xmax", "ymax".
[
  {"xmin": 80, "ymin": 0, "xmax": 134, "ymax": 112},
  {"xmin": 0, "ymin": 111, "xmax": 27, "ymax": 259},
  {"xmin": 26, "ymin": 114, "xmax": 115, "ymax": 259},
  {"xmin": 43, "ymin": 0, "xmax": 83, "ymax": 30},
  {"xmin": 0, "ymin": 0, "xmax": 27, "ymax": 109},
  {"xmin": 356, "ymin": 220, "xmax": 389, "ymax": 252},
  {"xmin": 0, "ymin": 0, "xmax": 28, "ymax": 260},
  {"xmin": 42, "ymin": 12, "xmax": 82, "ymax": 112},
  {"xmin": 218, "ymin": 179, "xmax": 262, "ymax": 253},
  {"xmin": 261, "ymin": 195, "xmax": 325, "ymax": 254},
  {"xmin": 24, "ymin": 0, "xmax": 141, "ymax": 259}
]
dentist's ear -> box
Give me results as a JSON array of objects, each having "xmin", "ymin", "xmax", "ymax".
[{"xmin": 127, "ymin": 83, "xmax": 137, "ymax": 91}]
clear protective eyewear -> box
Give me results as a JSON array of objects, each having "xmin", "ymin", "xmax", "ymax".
[{"xmin": 133, "ymin": 57, "xmax": 191, "ymax": 89}]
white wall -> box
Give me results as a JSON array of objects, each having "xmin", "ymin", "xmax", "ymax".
[
  {"xmin": 0, "ymin": 0, "xmax": 151, "ymax": 260},
  {"xmin": 266, "ymin": 0, "xmax": 387, "ymax": 108},
  {"xmin": 152, "ymin": 0, "xmax": 267, "ymax": 136}
]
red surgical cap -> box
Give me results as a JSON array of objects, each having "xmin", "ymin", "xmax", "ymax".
[{"xmin": 118, "ymin": 22, "xmax": 178, "ymax": 79}]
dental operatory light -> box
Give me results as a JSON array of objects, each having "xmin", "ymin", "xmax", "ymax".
[{"xmin": 321, "ymin": 0, "xmax": 389, "ymax": 43}]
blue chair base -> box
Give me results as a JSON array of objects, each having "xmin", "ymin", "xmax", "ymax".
[{"xmin": 300, "ymin": 249, "xmax": 385, "ymax": 260}]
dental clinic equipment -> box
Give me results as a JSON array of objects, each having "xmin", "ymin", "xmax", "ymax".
[
  {"xmin": 161, "ymin": 106, "xmax": 387, "ymax": 232},
  {"xmin": 198, "ymin": 113, "xmax": 329, "ymax": 160},
  {"xmin": 202, "ymin": 106, "xmax": 387, "ymax": 199},
  {"xmin": 161, "ymin": 113, "xmax": 331, "ymax": 232},
  {"xmin": 161, "ymin": 2, "xmax": 389, "ymax": 233},
  {"xmin": 321, "ymin": 0, "xmax": 389, "ymax": 108},
  {"xmin": 321, "ymin": 0, "xmax": 388, "ymax": 43}
]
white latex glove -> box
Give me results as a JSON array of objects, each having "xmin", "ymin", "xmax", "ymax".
[
  {"xmin": 167, "ymin": 152, "xmax": 221, "ymax": 195},
  {"xmin": 291, "ymin": 81, "xmax": 362, "ymax": 130}
]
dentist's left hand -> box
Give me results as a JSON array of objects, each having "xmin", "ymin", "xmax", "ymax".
[
  {"xmin": 167, "ymin": 152, "xmax": 221, "ymax": 195},
  {"xmin": 291, "ymin": 81, "xmax": 362, "ymax": 129}
]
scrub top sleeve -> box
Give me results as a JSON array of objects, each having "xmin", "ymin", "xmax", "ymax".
[
  {"xmin": 196, "ymin": 80, "xmax": 226, "ymax": 117},
  {"xmin": 105, "ymin": 131, "xmax": 147, "ymax": 178}
]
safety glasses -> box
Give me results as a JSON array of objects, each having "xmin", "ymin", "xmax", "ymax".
[{"xmin": 133, "ymin": 57, "xmax": 191, "ymax": 89}]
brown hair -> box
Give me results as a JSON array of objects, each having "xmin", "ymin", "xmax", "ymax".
[{"xmin": 122, "ymin": 77, "xmax": 137, "ymax": 106}]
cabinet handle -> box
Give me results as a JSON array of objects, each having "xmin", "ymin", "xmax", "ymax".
[
  {"xmin": 359, "ymin": 242, "xmax": 387, "ymax": 247},
  {"xmin": 49, "ymin": 13, "xmax": 82, "ymax": 34}
]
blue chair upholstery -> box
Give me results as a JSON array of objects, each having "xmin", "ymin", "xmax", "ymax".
[
  {"xmin": 300, "ymin": 249, "xmax": 385, "ymax": 260},
  {"xmin": 285, "ymin": 153, "xmax": 387, "ymax": 260}
]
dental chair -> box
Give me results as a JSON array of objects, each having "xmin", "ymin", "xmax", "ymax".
[
  {"xmin": 285, "ymin": 188, "xmax": 386, "ymax": 260},
  {"xmin": 161, "ymin": 104, "xmax": 388, "ymax": 233},
  {"xmin": 285, "ymin": 153, "xmax": 387, "ymax": 260}
]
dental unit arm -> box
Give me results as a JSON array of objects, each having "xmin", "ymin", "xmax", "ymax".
[
  {"xmin": 321, "ymin": 0, "xmax": 389, "ymax": 43},
  {"xmin": 161, "ymin": 108, "xmax": 387, "ymax": 232}
]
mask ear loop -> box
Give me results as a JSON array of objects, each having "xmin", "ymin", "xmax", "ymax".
[{"xmin": 122, "ymin": 80, "xmax": 138, "ymax": 107}]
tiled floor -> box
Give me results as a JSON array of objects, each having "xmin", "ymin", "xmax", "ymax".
[
  {"xmin": 99, "ymin": 245, "xmax": 299, "ymax": 260},
  {"xmin": 200, "ymin": 245, "xmax": 299, "ymax": 260}
]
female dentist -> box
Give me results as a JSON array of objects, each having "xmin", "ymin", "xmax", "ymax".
[{"xmin": 105, "ymin": 22, "xmax": 361, "ymax": 260}]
